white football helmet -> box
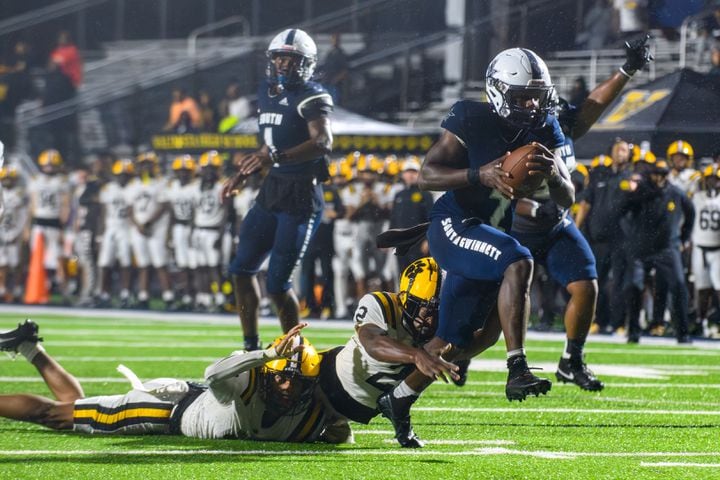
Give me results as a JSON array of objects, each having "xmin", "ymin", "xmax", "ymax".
[
  {"xmin": 266, "ymin": 28, "xmax": 317, "ymax": 88},
  {"xmin": 486, "ymin": 48, "xmax": 555, "ymax": 129}
]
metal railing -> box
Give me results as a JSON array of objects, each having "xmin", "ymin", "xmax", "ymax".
[
  {"xmin": 0, "ymin": 0, "xmax": 110, "ymax": 36},
  {"xmin": 187, "ymin": 16, "xmax": 250, "ymax": 57}
]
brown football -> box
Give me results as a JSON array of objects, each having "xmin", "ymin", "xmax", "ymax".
[{"xmin": 500, "ymin": 143, "xmax": 552, "ymax": 197}]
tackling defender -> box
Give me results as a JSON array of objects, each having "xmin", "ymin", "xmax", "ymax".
[
  {"xmin": 319, "ymin": 257, "xmax": 457, "ymax": 447},
  {"xmin": 0, "ymin": 321, "xmax": 351, "ymax": 443}
]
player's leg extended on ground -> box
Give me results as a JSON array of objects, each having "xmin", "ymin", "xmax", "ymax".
[{"xmin": 0, "ymin": 394, "xmax": 74, "ymax": 430}]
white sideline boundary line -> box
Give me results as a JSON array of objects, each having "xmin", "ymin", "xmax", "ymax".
[
  {"xmin": 1, "ymin": 305, "xmax": 718, "ymax": 349},
  {"xmin": 0, "ymin": 448, "xmax": 717, "ymax": 459},
  {"xmin": 640, "ymin": 462, "xmax": 720, "ymax": 468}
]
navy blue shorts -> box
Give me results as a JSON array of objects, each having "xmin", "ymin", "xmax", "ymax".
[
  {"xmin": 428, "ymin": 215, "xmax": 532, "ymax": 347},
  {"xmin": 511, "ymin": 218, "xmax": 597, "ymax": 287},
  {"xmin": 228, "ymin": 203, "xmax": 321, "ymax": 294}
]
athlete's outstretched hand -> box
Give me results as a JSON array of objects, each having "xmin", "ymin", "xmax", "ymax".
[
  {"xmin": 273, "ymin": 322, "xmax": 308, "ymax": 358},
  {"xmin": 623, "ymin": 33, "xmax": 653, "ymax": 75},
  {"xmin": 412, "ymin": 348, "xmax": 459, "ymax": 383},
  {"xmin": 479, "ymin": 152, "xmax": 514, "ymax": 199},
  {"xmin": 234, "ymin": 147, "xmax": 271, "ymax": 176},
  {"xmin": 222, "ymin": 171, "xmax": 247, "ymax": 198}
]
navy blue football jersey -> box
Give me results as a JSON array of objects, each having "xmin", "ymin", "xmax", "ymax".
[
  {"xmin": 257, "ymin": 79, "xmax": 333, "ymax": 178},
  {"xmin": 432, "ymin": 101, "xmax": 564, "ymax": 232}
]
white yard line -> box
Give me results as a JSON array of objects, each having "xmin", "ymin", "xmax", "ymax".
[
  {"xmin": 447, "ymin": 381, "xmax": 720, "ymax": 389},
  {"xmin": 382, "ymin": 439, "xmax": 516, "ymax": 445},
  {"xmin": 414, "ymin": 407, "xmax": 720, "ymax": 416},
  {"xmin": 0, "ymin": 448, "xmax": 717, "ymax": 459}
]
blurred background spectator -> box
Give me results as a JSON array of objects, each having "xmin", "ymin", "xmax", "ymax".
[
  {"xmin": 576, "ymin": 0, "xmax": 614, "ymax": 50},
  {"xmin": 164, "ymin": 87, "xmax": 201, "ymax": 133},
  {"xmin": 49, "ymin": 31, "xmax": 83, "ymax": 90},
  {"xmin": 319, "ymin": 33, "xmax": 349, "ymax": 105}
]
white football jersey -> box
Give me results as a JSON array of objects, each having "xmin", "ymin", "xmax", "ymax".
[
  {"xmin": 193, "ymin": 181, "xmax": 225, "ymax": 228},
  {"xmin": 204, "ymin": 349, "xmax": 328, "ymax": 442},
  {"xmin": 0, "ymin": 187, "xmax": 29, "ymax": 241},
  {"xmin": 335, "ymin": 184, "xmax": 361, "ymax": 236},
  {"xmin": 99, "ymin": 181, "xmax": 130, "ymax": 230},
  {"xmin": 125, "ymin": 177, "xmax": 169, "ymax": 224},
  {"xmin": 233, "ymin": 186, "xmax": 259, "ymax": 219},
  {"xmin": 166, "ymin": 179, "xmax": 196, "ymax": 223},
  {"xmin": 692, "ymin": 190, "xmax": 720, "ymax": 247},
  {"xmin": 334, "ymin": 292, "xmax": 415, "ymax": 409},
  {"xmin": 668, "ymin": 168, "xmax": 700, "ymax": 197},
  {"xmin": 28, "ymin": 174, "xmax": 68, "ymax": 219}
]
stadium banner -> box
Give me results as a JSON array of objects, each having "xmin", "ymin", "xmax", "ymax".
[
  {"xmin": 151, "ymin": 107, "xmax": 438, "ymax": 154},
  {"xmin": 151, "ymin": 133, "xmax": 437, "ymax": 154},
  {"xmin": 575, "ymin": 69, "xmax": 720, "ymax": 159}
]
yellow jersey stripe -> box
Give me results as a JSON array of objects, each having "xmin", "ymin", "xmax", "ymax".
[
  {"xmin": 291, "ymin": 401, "xmax": 324, "ymax": 442},
  {"xmin": 380, "ymin": 291, "xmax": 398, "ymax": 329},
  {"xmin": 371, "ymin": 292, "xmax": 392, "ymax": 328},
  {"xmin": 240, "ymin": 368, "xmax": 257, "ymax": 404},
  {"xmin": 73, "ymin": 407, "xmax": 171, "ymax": 425}
]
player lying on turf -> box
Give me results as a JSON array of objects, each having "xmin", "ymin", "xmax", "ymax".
[
  {"xmin": 0, "ymin": 320, "xmax": 352, "ymax": 443},
  {"xmin": 319, "ymin": 257, "xmax": 459, "ymax": 448}
]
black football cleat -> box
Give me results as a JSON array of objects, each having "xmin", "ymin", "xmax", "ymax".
[
  {"xmin": 377, "ymin": 392, "xmax": 424, "ymax": 448},
  {"xmin": 0, "ymin": 319, "xmax": 42, "ymax": 353},
  {"xmin": 555, "ymin": 356, "xmax": 604, "ymax": 391},
  {"xmin": 451, "ymin": 358, "xmax": 471, "ymax": 387},
  {"xmin": 505, "ymin": 355, "xmax": 552, "ymax": 402}
]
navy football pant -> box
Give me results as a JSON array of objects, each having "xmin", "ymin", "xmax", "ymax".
[
  {"xmin": 229, "ymin": 203, "xmax": 321, "ymax": 294},
  {"xmin": 427, "ymin": 216, "xmax": 532, "ymax": 348}
]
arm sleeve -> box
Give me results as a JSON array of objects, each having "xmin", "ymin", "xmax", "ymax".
[
  {"xmin": 298, "ymin": 93, "xmax": 334, "ymax": 120},
  {"xmin": 204, "ymin": 348, "xmax": 274, "ymax": 384}
]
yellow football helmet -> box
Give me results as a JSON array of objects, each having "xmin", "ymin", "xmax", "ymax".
[
  {"xmin": 631, "ymin": 145, "xmax": 657, "ymax": 164},
  {"xmin": 398, "ymin": 257, "xmax": 442, "ymax": 343},
  {"xmin": 590, "ymin": 155, "xmax": 612, "ymax": 169},
  {"xmin": 261, "ymin": 335, "xmax": 320, "ymax": 415},
  {"xmin": 171, "ymin": 154, "xmax": 196, "ymax": 171},
  {"xmin": 199, "ymin": 150, "xmax": 222, "ymax": 168},
  {"xmin": 666, "ymin": 140, "xmax": 694, "ymax": 164},
  {"xmin": 38, "ymin": 149, "xmax": 63, "ymax": 167},
  {"xmin": 0, "ymin": 165, "xmax": 18, "ymax": 179},
  {"xmin": 136, "ymin": 151, "xmax": 159, "ymax": 164},
  {"xmin": 111, "ymin": 159, "xmax": 135, "ymax": 175},
  {"xmin": 384, "ymin": 155, "xmax": 400, "ymax": 177}
]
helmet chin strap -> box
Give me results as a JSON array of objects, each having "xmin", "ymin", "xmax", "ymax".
[{"xmin": 276, "ymin": 74, "xmax": 286, "ymax": 93}]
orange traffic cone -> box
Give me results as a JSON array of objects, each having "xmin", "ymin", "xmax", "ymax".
[{"xmin": 24, "ymin": 231, "xmax": 49, "ymax": 304}]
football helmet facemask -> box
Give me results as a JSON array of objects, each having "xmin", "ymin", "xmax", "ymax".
[
  {"xmin": 486, "ymin": 48, "xmax": 555, "ymax": 129},
  {"xmin": 261, "ymin": 335, "xmax": 320, "ymax": 416},
  {"xmin": 398, "ymin": 257, "xmax": 442, "ymax": 344},
  {"xmin": 266, "ymin": 28, "xmax": 317, "ymax": 90}
]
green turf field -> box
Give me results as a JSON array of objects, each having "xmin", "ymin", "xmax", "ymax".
[{"xmin": 1, "ymin": 310, "xmax": 719, "ymax": 479}]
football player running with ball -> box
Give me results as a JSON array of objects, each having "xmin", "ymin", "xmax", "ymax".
[
  {"xmin": 0, "ymin": 320, "xmax": 352, "ymax": 443},
  {"xmin": 319, "ymin": 257, "xmax": 457, "ymax": 447},
  {"xmin": 377, "ymin": 48, "xmax": 572, "ymax": 446},
  {"xmin": 223, "ymin": 28, "xmax": 334, "ymax": 351}
]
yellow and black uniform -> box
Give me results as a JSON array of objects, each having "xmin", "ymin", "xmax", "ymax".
[{"xmin": 320, "ymin": 291, "xmax": 416, "ymax": 424}]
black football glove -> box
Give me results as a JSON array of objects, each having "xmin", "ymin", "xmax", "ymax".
[{"xmin": 622, "ymin": 34, "xmax": 653, "ymax": 76}]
